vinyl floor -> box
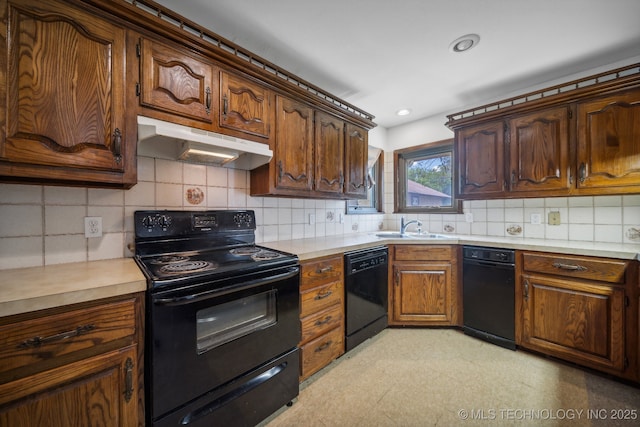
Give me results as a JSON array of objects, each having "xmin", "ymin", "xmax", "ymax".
[{"xmin": 263, "ymin": 328, "xmax": 640, "ymax": 427}]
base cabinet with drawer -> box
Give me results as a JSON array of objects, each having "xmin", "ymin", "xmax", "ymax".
[
  {"xmin": 517, "ymin": 251, "xmax": 638, "ymax": 381},
  {"xmin": 389, "ymin": 245, "xmax": 461, "ymax": 326},
  {"xmin": 298, "ymin": 255, "xmax": 345, "ymax": 381},
  {"xmin": 0, "ymin": 293, "xmax": 144, "ymax": 426}
]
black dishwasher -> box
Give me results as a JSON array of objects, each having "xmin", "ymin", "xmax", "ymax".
[
  {"xmin": 463, "ymin": 246, "xmax": 516, "ymax": 350},
  {"xmin": 344, "ymin": 246, "xmax": 388, "ymax": 352}
]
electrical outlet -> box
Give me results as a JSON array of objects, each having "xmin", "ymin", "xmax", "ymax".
[
  {"xmin": 309, "ymin": 214, "xmax": 316, "ymax": 225},
  {"xmin": 465, "ymin": 212, "xmax": 474, "ymax": 223},
  {"xmin": 84, "ymin": 216, "xmax": 103, "ymax": 238},
  {"xmin": 548, "ymin": 211, "xmax": 561, "ymax": 225}
]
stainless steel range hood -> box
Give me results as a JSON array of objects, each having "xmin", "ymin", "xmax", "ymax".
[{"xmin": 137, "ymin": 116, "xmax": 273, "ymax": 169}]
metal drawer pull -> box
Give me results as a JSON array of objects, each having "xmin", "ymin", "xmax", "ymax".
[
  {"xmin": 18, "ymin": 324, "xmax": 96, "ymax": 349},
  {"xmin": 552, "ymin": 262, "xmax": 587, "ymax": 272},
  {"xmin": 314, "ymin": 290, "xmax": 333, "ymax": 300},
  {"xmin": 314, "ymin": 316, "xmax": 333, "ymax": 326},
  {"xmin": 315, "ymin": 340, "xmax": 333, "ymax": 352},
  {"xmin": 124, "ymin": 357, "xmax": 134, "ymax": 403},
  {"xmin": 524, "ymin": 279, "xmax": 529, "ymax": 302},
  {"xmin": 316, "ymin": 266, "xmax": 333, "ymax": 274}
]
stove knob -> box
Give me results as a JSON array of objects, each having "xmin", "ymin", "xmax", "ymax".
[
  {"xmin": 141, "ymin": 215, "xmax": 156, "ymax": 230},
  {"xmin": 159, "ymin": 215, "xmax": 172, "ymax": 229}
]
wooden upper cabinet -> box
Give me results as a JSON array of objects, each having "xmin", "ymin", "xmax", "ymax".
[
  {"xmin": 138, "ymin": 37, "xmax": 214, "ymax": 123},
  {"xmin": 274, "ymin": 95, "xmax": 313, "ymax": 192},
  {"xmin": 456, "ymin": 120, "xmax": 506, "ymax": 197},
  {"xmin": 344, "ymin": 123, "xmax": 368, "ymax": 199},
  {"xmin": 314, "ymin": 111, "xmax": 345, "ymax": 195},
  {"xmin": 219, "ymin": 71, "xmax": 272, "ymax": 138},
  {"xmin": 508, "ymin": 106, "xmax": 571, "ymax": 193},
  {"xmin": 0, "ymin": 0, "xmax": 135, "ymax": 186},
  {"xmin": 576, "ymin": 88, "xmax": 640, "ymax": 191}
]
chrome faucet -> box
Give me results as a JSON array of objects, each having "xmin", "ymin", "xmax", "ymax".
[{"xmin": 400, "ymin": 216, "xmax": 422, "ymax": 235}]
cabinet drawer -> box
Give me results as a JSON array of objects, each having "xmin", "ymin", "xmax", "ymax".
[
  {"xmin": 522, "ymin": 252, "xmax": 627, "ymax": 284},
  {"xmin": 0, "ymin": 298, "xmax": 136, "ymax": 377},
  {"xmin": 301, "ymin": 256, "xmax": 343, "ymax": 290},
  {"xmin": 394, "ymin": 245, "xmax": 453, "ymax": 261},
  {"xmin": 300, "ymin": 304, "xmax": 343, "ymax": 345},
  {"xmin": 300, "ymin": 280, "xmax": 343, "ymax": 318},
  {"xmin": 300, "ymin": 326, "xmax": 344, "ymax": 380}
]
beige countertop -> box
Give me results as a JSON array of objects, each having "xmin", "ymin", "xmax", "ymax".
[
  {"xmin": 0, "ymin": 258, "xmax": 146, "ymax": 317},
  {"xmin": 263, "ymin": 232, "xmax": 640, "ymax": 261}
]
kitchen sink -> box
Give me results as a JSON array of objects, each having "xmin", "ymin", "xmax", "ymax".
[{"xmin": 374, "ymin": 231, "xmax": 454, "ymax": 239}]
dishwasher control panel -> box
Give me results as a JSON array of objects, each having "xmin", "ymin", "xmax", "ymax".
[{"xmin": 463, "ymin": 246, "xmax": 515, "ymax": 264}]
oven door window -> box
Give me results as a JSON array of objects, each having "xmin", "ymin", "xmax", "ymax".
[{"xmin": 196, "ymin": 290, "xmax": 277, "ymax": 354}]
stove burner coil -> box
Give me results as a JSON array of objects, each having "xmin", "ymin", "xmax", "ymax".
[
  {"xmin": 251, "ymin": 251, "xmax": 281, "ymax": 261},
  {"xmin": 230, "ymin": 247, "xmax": 262, "ymax": 256},
  {"xmin": 160, "ymin": 260, "xmax": 216, "ymax": 274},
  {"xmin": 149, "ymin": 255, "xmax": 190, "ymax": 264}
]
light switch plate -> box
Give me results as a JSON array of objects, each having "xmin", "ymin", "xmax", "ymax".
[
  {"xmin": 530, "ymin": 213, "xmax": 542, "ymax": 225},
  {"xmin": 548, "ymin": 211, "xmax": 561, "ymax": 225}
]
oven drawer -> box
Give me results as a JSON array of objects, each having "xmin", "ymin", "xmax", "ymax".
[
  {"xmin": 300, "ymin": 326, "xmax": 344, "ymax": 379},
  {"xmin": 522, "ymin": 252, "xmax": 627, "ymax": 284},
  {"xmin": 300, "ymin": 304, "xmax": 343, "ymax": 345},
  {"xmin": 301, "ymin": 256, "xmax": 343, "ymax": 289},
  {"xmin": 300, "ymin": 280, "xmax": 343, "ymax": 317},
  {"xmin": 0, "ymin": 298, "xmax": 136, "ymax": 378}
]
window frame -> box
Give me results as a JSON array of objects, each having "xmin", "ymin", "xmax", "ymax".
[
  {"xmin": 347, "ymin": 151, "xmax": 384, "ymax": 214},
  {"xmin": 393, "ymin": 138, "xmax": 461, "ymax": 214}
]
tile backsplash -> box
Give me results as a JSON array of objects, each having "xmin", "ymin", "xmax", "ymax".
[
  {"xmin": 1, "ymin": 153, "xmax": 639, "ymax": 270},
  {"xmin": 0, "ymin": 156, "xmax": 384, "ymax": 270}
]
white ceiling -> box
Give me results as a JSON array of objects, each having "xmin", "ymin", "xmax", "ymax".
[{"xmin": 154, "ymin": 0, "xmax": 640, "ymax": 129}]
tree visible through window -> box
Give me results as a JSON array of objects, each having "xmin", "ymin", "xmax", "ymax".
[{"xmin": 394, "ymin": 139, "xmax": 460, "ymax": 213}]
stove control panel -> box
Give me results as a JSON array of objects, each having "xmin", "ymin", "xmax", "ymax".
[
  {"xmin": 135, "ymin": 210, "xmax": 257, "ymax": 238},
  {"xmin": 193, "ymin": 214, "xmax": 218, "ymax": 229}
]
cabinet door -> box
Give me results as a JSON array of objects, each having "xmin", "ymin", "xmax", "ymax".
[
  {"xmin": 139, "ymin": 37, "xmax": 214, "ymax": 123},
  {"xmin": 274, "ymin": 95, "xmax": 313, "ymax": 192},
  {"xmin": 220, "ymin": 71, "xmax": 271, "ymax": 138},
  {"xmin": 344, "ymin": 123, "xmax": 368, "ymax": 199},
  {"xmin": 0, "ymin": 346, "xmax": 138, "ymax": 426},
  {"xmin": 392, "ymin": 262, "xmax": 453, "ymax": 324},
  {"xmin": 456, "ymin": 120, "xmax": 506, "ymax": 197},
  {"xmin": 314, "ymin": 111, "xmax": 345, "ymax": 195},
  {"xmin": 520, "ymin": 274, "xmax": 625, "ymax": 373},
  {"xmin": 1, "ymin": 0, "xmax": 126, "ymax": 174},
  {"xmin": 508, "ymin": 106, "xmax": 571, "ymax": 193},
  {"xmin": 576, "ymin": 89, "xmax": 640, "ymax": 191}
]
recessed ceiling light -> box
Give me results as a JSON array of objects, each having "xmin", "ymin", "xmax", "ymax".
[
  {"xmin": 396, "ymin": 109, "xmax": 412, "ymax": 116},
  {"xmin": 449, "ymin": 34, "xmax": 480, "ymax": 53}
]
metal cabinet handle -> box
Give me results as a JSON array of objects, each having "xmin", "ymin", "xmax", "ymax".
[
  {"xmin": 314, "ymin": 290, "xmax": 333, "ymax": 300},
  {"xmin": 17, "ymin": 324, "xmax": 96, "ymax": 349},
  {"xmin": 552, "ymin": 262, "xmax": 587, "ymax": 272},
  {"xmin": 316, "ymin": 266, "xmax": 333, "ymax": 274},
  {"xmin": 124, "ymin": 357, "xmax": 134, "ymax": 403},
  {"xmin": 222, "ymin": 95, "xmax": 228, "ymax": 115},
  {"xmin": 314, "ymin": 316, "xmax": 333, "ymax": 326},
  {"xmin": 205, "ymin": 87, "xmax": 211, "ymax": 114},
  {"xmin": 315, "ymin": 340, "xmax": 333, "ymax": 352},
  {"xmin": 523, "ymin": 279, "xmax": 529, "ymax": 302},
  {"xmin": 578, "ymin": 163, "xmax": 586, "ymax": 183},
  {"xmin": 113, "ymin": 128, "xmax": 122, "ymax": 164}
]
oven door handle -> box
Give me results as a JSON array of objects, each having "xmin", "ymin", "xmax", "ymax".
[{"xmin": 153, "ymin": 267, "xmax": 299, "ymax": 306}]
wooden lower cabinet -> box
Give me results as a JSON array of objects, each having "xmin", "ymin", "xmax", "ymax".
[
  {"xmin": 389, "ymin": 245, "xmax": 461, "ymax": 326},
  {"xmin": 0, "ymin": 293, "xmax": 144, "ymax": 426},
  {"xmin": 517, "ymin": 251, "xmax": 638, "ymax": 381},
  {"xmin": 298, "ymin": 255, "xmax": 345, "ymax": 380}
]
